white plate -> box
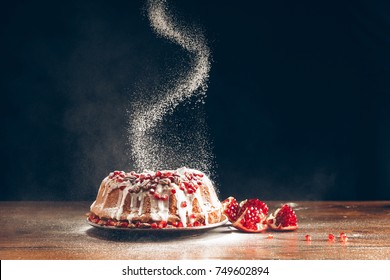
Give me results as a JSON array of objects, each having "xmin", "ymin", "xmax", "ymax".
[{"xmin": 87, "ymin": 215, "xmax": 228, "ymax": 233}]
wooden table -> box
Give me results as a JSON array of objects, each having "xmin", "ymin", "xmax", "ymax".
[{"xmin": 1, "ymin": 201, "xmax": 389, "ymax": 260}]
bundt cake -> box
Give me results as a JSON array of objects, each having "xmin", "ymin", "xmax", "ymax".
[{"xmin": 88, "ymin": 167, "xmax": 223, "ymax": 228}]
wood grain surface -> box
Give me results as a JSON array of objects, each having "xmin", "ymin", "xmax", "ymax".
[{"xmin": 1, "ymin": 201, "xmax": 389, "ymax": 260}]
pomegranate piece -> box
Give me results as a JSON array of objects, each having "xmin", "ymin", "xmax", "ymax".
[
  {"xmin": 266, "ymin": 204, "xmax": 298, "ymax": 231},
  {"xmin": 232, "ymin": 201, "xmax": 268, "ymax": 233},
  {"xmin": 239, "ymin": 198, "xmax": 269, "ymax": 216},
  {"xmin": 328, "ymin": 234, "xmax": 335, "ymax": 241},
  {"xmin": 221, "ymin": 196, "xmax": 240, "ymax": 222},
  {"xmin": 305, "ymin": 234, "xmax": 312, "ymax": 241}
]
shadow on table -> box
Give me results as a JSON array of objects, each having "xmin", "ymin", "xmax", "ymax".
[{"xmin": 85, "ymin": 225, "xmax": 233, "ymax": 242}]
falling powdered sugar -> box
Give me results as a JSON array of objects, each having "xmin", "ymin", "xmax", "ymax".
[{"xmin": 128, "ymin": 0, "xmax": 214, "ymax": 173}]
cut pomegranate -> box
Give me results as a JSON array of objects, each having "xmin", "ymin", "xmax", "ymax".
[
  {"xmin": 221, "ymin": 196, "xmax": 239, "ymax": 222},
  {"xmin": 232, "ymin": 200, "xmax": 268, "ymax": 233},
  {"xmin": 239, "ymin": 198, "xmax": 269, "ymax": 216},
  {"xmin": 266, "ymin": 204, "xmax": 298, "ymax": 231}
]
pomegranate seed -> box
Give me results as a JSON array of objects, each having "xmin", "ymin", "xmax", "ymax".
[
  {"xmin": 155, "ymin": 170, "xmax": 162, "ymax": 177},
  {"xmin": 120, "ymin": 221, "xmax": 129, "ymax": 228},
  {"xmin": 187, "ymin": 189, "xmax": 194, "ymax": 194},
  {"xmin": 119, "ymin": 185, "xmax": 126, "ymax": 190},
  {"xmin": 151, "ymin": 223, "xmax": 158, "ymax": 229},
  {"xmin": 187, "ymin": 223, "xmax": 193, "ymax": 227},
  {"xmin": 189, "ymin": 213, "xmax": 196, "ymax": 219},
  {"xmin": 340, "ymin": 233, "xmax": 348, "ymax": 242},
  {"xmin": 164, "ymin": 172, "xmax": 173, "ymax": 177},
  {"xmin": 160, "ymin": 194, "xmax": 169, "ymax": 201},
  {"xmin": 177, "ymin": 222, "xmax": 183, "ymax": 228},
  {"xmin": 305, "ymin": 234, "xmax": 312, "ymax": 241},
  {"xmin": 117, "ymin": 178, "xmax": 124, "ymax": 183},
  {"xmin": 328, "ymin": 234, "xmax": 335, "ymax": 241},
  {"xmin": 114, "ymin": 171, "xmax": 120, "ymax": 175},
  {"xmin": 180, "ymin": 201, "xmax": 187, "ymax": 208},
  {"xmin": 135, "ymin": 221, "xmax": 141, "ymax": 227},
  {"xmin": 149, "ymin": 188, "xmax": 155, "ymax": 195},
  {"xmin": 171, "ymin": 221, "xmax": 178, "ymax": 227},
  {"xmin": 171, "ymin": 188, "xmax": 176, "ymax": 194},
  {"xmin": 158, "ymin": 220, "xmax": 167, "ymax": 228},
  {"xmin": 193, "ymin": 221, "xmax": 201, "ymax": 227},
  {"xmin": 154, "ymin": 193, "xmax": 160, "ymax": 199}
]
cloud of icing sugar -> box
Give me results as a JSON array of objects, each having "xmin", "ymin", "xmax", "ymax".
[{"xmin": 128, "ymin": 0, "xmax": 213, "ymax": 173}]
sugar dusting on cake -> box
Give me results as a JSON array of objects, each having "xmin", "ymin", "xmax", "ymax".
[{"xmin": 128, "ymin": 0, "xmax": 214, "ymax": 174}]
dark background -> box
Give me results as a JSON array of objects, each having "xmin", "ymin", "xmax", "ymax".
[{"xmin": 1, "ymin": 0, "xmax": 390, "ymax": 201}]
